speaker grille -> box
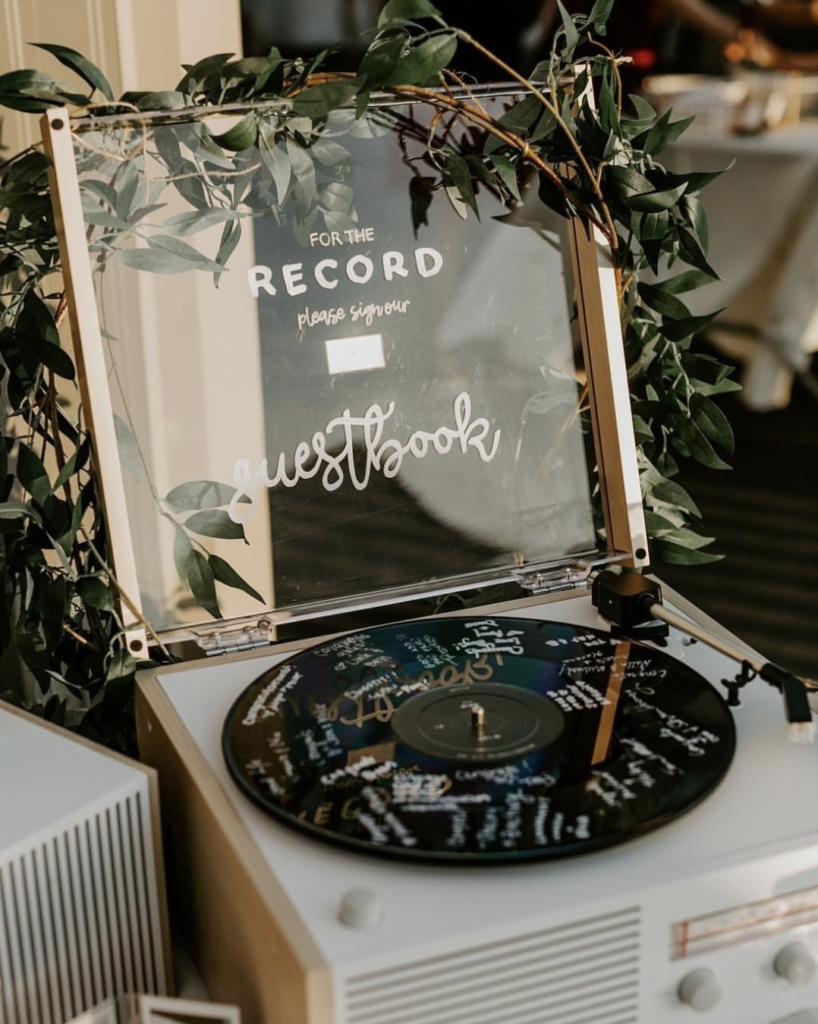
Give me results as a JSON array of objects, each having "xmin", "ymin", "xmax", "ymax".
[
  {"xmin": 343, "ymin": 906, "xmax": 641, "ymax": 1024},
  {"xmin": 0, "ymin": 786, "xmax": 167, "ymax": 1024}
]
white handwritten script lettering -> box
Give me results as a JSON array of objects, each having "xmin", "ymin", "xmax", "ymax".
[{"xmin": 228, "ymin": 391, "xmax": 501, "ymax": 524}]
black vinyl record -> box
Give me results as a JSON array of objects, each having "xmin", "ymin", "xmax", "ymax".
[{"xmin": 223, "ymin": 616, "xmax": 736, "ymax": 862}]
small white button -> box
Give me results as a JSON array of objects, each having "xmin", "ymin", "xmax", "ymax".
[
  {"xmin": 677, "ymin": 968, "xmax": 721, "ymax": 1012},
  {"xmin": 774, "ymin": 942, "xmax": 816, "ymax": 985},
  {"xmin": 339, "ymin": 887, "xmax": 382, "ymax": 929}
]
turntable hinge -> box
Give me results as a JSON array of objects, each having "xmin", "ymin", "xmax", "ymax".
[
  {"xmin": 514, "ymin": 564, "xmax": 591, "ymax": 596},
  {"xmin": 194, "ymin": 618, "xmax": 273, "ymax": 656}
]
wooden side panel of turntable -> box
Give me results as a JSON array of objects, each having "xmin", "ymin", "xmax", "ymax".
[{"xmin": 135, "ymin": 675, "xmax": 333, "ymax": 1024}]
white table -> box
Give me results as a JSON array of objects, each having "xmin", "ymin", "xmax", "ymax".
[{"xmin": 668, "ymin": 121, "xmax": 818, "ymax": 408}]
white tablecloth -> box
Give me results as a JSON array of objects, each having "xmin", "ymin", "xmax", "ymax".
[{"xmin": 667, "ymin": 122, "xmax": 818, "ymax": 408}]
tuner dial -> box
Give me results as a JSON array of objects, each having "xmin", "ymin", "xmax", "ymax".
[
  {"xmin": 677, "ymin": 968, "xmax": 721, "ymax": 1012},
  {"xmin": 774, "ymin": 941, "xmax": 816, "ymax": 985}
]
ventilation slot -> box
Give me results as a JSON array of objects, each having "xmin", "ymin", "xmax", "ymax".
[
  {"xmin": 0, "ymin": 788, "xmax": 166, "ymax": 1024},
  {"xmin": 344, "ymin": 906, "xmax": 641, "ymax": 1024}
]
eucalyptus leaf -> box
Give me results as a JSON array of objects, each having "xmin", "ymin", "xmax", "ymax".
[
  {"xmin": 187, "ymin": 551, "xmax": 221, "ymax": 618},
  {"xmin": 184, "ymin": 509, "xmax": 246, "ymax": 541},
  {"xmin": 292, "ymin": 80, "xmax": 358, "ymax": 117},
  {"xmin": 165, "ymin": 479, "xmax": 246, "ymax": 512},
  {"xmin": 691, "ymin": 392, "xmax": 734, "ymax": 454},
  {"xmin": 17, "ymin": 443, "xmax": 51, "ymax": 506},
  {"xmin": 113, "ymin": 414, "xmax": 143, "ymax": 484},
  {"xmin": 210, "ymin": 554, "xmax": 265, "ymax": 604},
  {"xmin": 652, "ymin": 479, "xmax": 701, "ymax": 517},
  {"xmin": 378, "ymin": 0, "xmax": 441, "ymax": 26},
  {"xmin": 556, "ymin": 0, "xmax": 580, "ymax": 57},
  {"xmin": 173, "ymin": 526, "xmax": 194, "ymax": 590},
  {"xmin": 653, "ymin": 540, "xmax": 723, "ymax": 565},
  {"xmin": 33, "ymin": 43, "xmax": 114, "ymax": 100},
  {"xmin": 77, "ymin": 576, "xmax": 115, "ymax": 611},
  {"xmin": 0, "ymin": 501, "xmax": 43, "ymax": 525},
  {"xmin": 162, "ymin": 208, "xmax": 244, "ymax": 236},
  {"xmin": 359, "ymin": 32, "xmax": 407, "ymax": 86},
  {"xmin": 383, "ymin": 33, "xmax": 457, "ymax": 86},
  {"xmin": 209, "ymin": 112, "xmax": 258, "ymax": 151}
]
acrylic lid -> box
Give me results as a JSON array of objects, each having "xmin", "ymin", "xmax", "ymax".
[{"xmin": 43, "ymin": 88, "xmax": 646, "ymax": 647}]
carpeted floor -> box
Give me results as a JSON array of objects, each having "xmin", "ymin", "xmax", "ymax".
[{"xmin": 659, "ymin": 356, "xmax": 818, "ymax": 680}]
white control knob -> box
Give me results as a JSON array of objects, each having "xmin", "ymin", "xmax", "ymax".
[
  {"xmin": 775, "ymin": 942, "xmax": 817, "ymax": 985},
  {"xmin": 677, "ymin": 968, "xmax": 722, "ymax": 1012},
  {"xmin": 339, "ymin": 887, "xmax": 382, "ymax": 929}
]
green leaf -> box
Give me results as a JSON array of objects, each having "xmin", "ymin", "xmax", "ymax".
[
  {"xmin": 383, "ymin": 33, "xmax": 457, "ymax": 86},
  {"xmin": 443, "ymin": 153, "xmax": 478, "ymax": 217},
  {"xmin": 599, "ymin": 79, "xmax": 619, "ymax": 133},
  {"xmin": 106, "ymin": 647, "xmax": 136, "ymax": 683},
  {"xmin": 162, "ymin": 209, "xmax": 244, "ymax": 237},
  {"xmin": 556, "ymin": 0, "xmax": 580, "ymax": 58},
  {"xmin": 634, "ymin": 109, "xmax": 695, "ymax": 155},
  {"xmin": 638, "ymin": 283, "xmax": 691, "ymax": 321},
  {"xmin": 165, "ymin": 480, "xmax": 246, "ymax": 512},
  {"xmin": 292, "ymin": 80, "xmax": 358, "ymax": 118},
  {"xmin": 258, "ymin": 122, "xmax": 292, "ymax": 205},
  {"xmin": 0, "ymin": 70, "xmax": 62, "ymax": 111},
  {"xmin": 651, "ymin": 478, "xmax": 701, "ymax": 517},
  {"xmin": 674, "ymin": 420, "xmax": 732, "ymax": 469},
  {"xmin": 320, "ymin": 181, "xmax": 355, "ymax": 214},
  {"xmin": 663, "ymin": 269, "xmax": 718, "ymax": 294},
  {"xmin": 173, "ymin": 526, "xmax": 194, "ymax": 590},
  {"xmin": 40, "ymin": 575, "xmax": 67, "ymax": 653},
  {"xmin": 589, "ymin": 0, "xmax": 615, "ymax": 32},
  {"xmin": 409, "ymin": 175, "xmax": 435, "ymax": 233},
  {"xmin": 0, "ymin": 501, "xmax": 43, "ymax": 526},
  {"xmin": 682, "ymin": 193, "xmax": 709, "ymax": 252},
  {"xmin": 310, "ymin": 139, "xmax": 352, "ymax": 166},
  {"xmin": 115, "ymin": 247, "xmax": 192, "ymax": 275},
  {"xmin": 77, "ymin": 576, "xmax": 115, "ymax": 611},
  {"xmin": 209, "ymin": 112, "xmax": 257, "ymax": 151},
  {"xmin": 113, "ymin": 414, "xmax": 143, "ymax": 484},
  {"xmin": 359, "ymin": 32, "xmax": 407, "ymax": 86},
  {"xmin": 210, "ymin": 554, "xmax": 265, "ymax": 604},
  {"xmin": 17, "ymin": 443, "xmax": 51, "ymax": 505},
  {"xmin": 185, "ymin": 509, "xmax": 245, "ymax": 541},
  {"xmin": 677, "ymin": 225, "xmax": 719, "ymax": 278},
  {"xmin": 489, "ymin": 154, "xmax": 521, "ymax": 201},
  {"xmin": 33, "ymin": 43, "xmax": 114, "ymax": 100},
  {"xmin": 14, "ymin": 331, "xmax": 75, "ymax": 380},
  {"xmin": 626, "ymin": 183, "xmax": 687, "ymax": 213},
  {"xmin": 664, "ymin": 526, "xmax": 717, "ymax": 550},
  {"xmin": 654, "ymin": 540, "xmax": 723, "ymax": 565},
  {"xmin": 378, "ymin": 0, "xmax": 441, "ymax": 26},
  {"xmin": 607, "ymin": 165, "xmax": 655, "ymax": 198},
  {"xmin": 147, "ymin": 235, "xmax": 224, "ymax": 272},
  {"xmin": 134, "ymin": 90, "xmax": 186, "ymax": 110},
  {"xmin": 691, "ymin": 393, "xmax": 734, "ymax": 454},
  {"xmin": 187, "ymin": 551, "xmax": 221, "ymax": 618},
  {"xmin": 662, "ymin": 308, "xmax": 722, "ymax": 342}
]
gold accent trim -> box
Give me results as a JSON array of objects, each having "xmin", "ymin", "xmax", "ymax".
[
  {"xmin": 570, "ymin": 218, "xmax": 649, "ymax": 568},
  {"xmin": 41, "ymin": 108, "xmax": 147, "ymax": 653}
]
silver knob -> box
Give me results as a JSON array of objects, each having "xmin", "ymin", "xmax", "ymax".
[
  {"xmin": 774, "ymin": 942, "xmax": 816, "ymax": 985},
  {"xmin": 677, "ymin": 968, "xmax": 721, "ymax": 1012},
  {"xmin": 339, "ymin": 887, "xmax": 382, "ymax": 929}
]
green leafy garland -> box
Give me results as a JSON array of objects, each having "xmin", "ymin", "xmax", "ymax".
[{"xmin": 0, "ymin": 0, "xmax": 737, "ymax": 748}]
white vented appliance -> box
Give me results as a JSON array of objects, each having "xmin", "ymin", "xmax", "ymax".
[
  {"xmin": 137, "ymin": 593, "xmax": 818, "ymax": 1024},
  {"xmin": 0, "ymin": 703, "xmax": 171, "ymax": 1024}
]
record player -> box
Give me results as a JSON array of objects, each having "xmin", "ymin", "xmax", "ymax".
[{"xmin": 42, "ymin": 87, "xmax": 818, "ymax": 1024}]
